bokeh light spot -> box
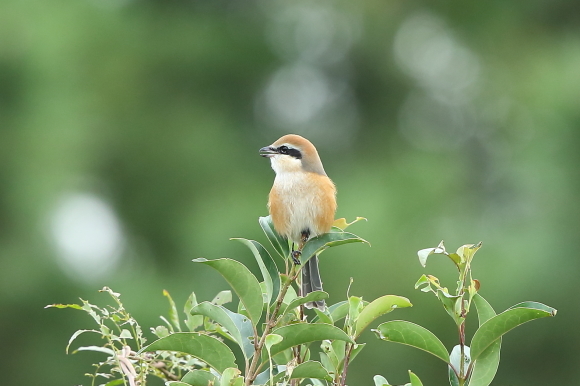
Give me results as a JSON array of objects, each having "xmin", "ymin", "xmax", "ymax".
[{"xmin": 49, "ymin": 192, "xmax": 124, "ymax": 283}]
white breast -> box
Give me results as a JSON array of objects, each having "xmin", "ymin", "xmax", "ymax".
[{"xmin": 272, "ymin": 171, "xmax": 326, "ymax": 243}]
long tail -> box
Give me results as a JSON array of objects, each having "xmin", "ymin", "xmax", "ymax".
[{"xmin": 302, "ymin": 255, "xmax": 325, "ymax": 310}]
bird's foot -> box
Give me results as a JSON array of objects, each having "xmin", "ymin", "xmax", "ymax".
[{"xmin": 291, "ymin": 250, "xmax": 301, "ymax": 265}]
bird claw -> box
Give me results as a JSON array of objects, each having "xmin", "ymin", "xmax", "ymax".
[{"xmin": 291, "ymin": 250, "xmax": 301, "ymax": 265}]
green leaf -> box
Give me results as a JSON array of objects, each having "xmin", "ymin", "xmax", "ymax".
[
  {"xmin": 347, "ymin": 296, "xmax": 364, "ymax": 330},
  {"xmin": 184, "ymin": 292, "xmax": 203, "ymax": 332},
  {"xmin": 373, "ymin": 375, "xmax": 391, "ymax": 386},
  {"xmin": 283, "ymin": 291, "xmax": 329, "ymax": 318},
  {"xmin": 181, "ymin": 370, "xmax": 217, "ymax": 386},
  {"xmin": 212, "ymin": 290, "xmax": 233, "ymax": 306},
  {"xmin": 332, "ymin": 217, "xmax": 367, "ymax": 231},
  {"xmin": 232, "ymin": 238, "xmax": 280, "ymax": 306},
  {"xmin": 269, "ymin": 323, "xmax": 354, "ymax": 357},
  {"xmin": 141, "ymin": 332, "xmax": 236, "ymax": 373},
  {"xmin": 417, "ymin": 240, "xmax": 446, "ymax": 267},
  {"xmin": 345, "ymin": 342, "xmax": 365, "ymax": 365},
  {"xmin": 313, "ymin": 307, "xmax": 333, "ymax": 325},
  {"xmin": 266, "ymin": 333, "xmax": 283, "ymax": 351},
  {"xmin": 470, "ymin": 304, "xmax": 556, "ymax": 361},
  {"xmin": 119, "ymin": 329, "xmax": 133, "ymax": 339},
  {"xmin": 455, "ymin": 242, "xmax": 482, "ymax": 265},
  {"xmin": 167, "ymin": 382, "xmax": 192, "ymax": 386},
  {"xmin": 469, "ymin": 293, "xmax": 501, "ymax": 386},
  {"xmin": 220, "ymin": 368, "xmax": 242, "ymax": 386},
  {"xmin": 469, "ymin": 339, "xmax": 501, "ymax": 386},
  {"xmin": 259, "ymin": 216, "xmax": 290, "ymax": 259},
  {"xmin": 408, "ymin": 370, "xmax": 424, "ymax": 386},
  {"xmin": 374, "ymin": 321, "xmax": 450, "ymax": 363},
  {"xmin": 509, "ymin": 301, "xmax": 557, "ymax": 315},
  {"xmin": 192, "ymin": 258, "xmax": 263, "ymax": 324},
  {"xmin": 163, "ymin": 289, "xmax": 182, "ymax": 332},
  {"xmin": 66, "ymin": 329, "xmax": 99, "ymax": 354},
  {"xmin": 328, "ymin": 301, "xmax": 349, "ymax": 322},
  {"xmin": 103, "ymin": 380, "xmax": 125, "ymax": 386},
  {"xmin": 436, "ymin": 290, "xmax": 464, "ymax": 326},
  {"xmin": 300, "ymin": 231, "xmax": 370, "ymax": 265},
  {"xmin": 191, "ymin": 302, "xmax": 255, "ymax": 360},
  {"xmin": 45, "ymin": 303, "xmax": 83, "ymax": 310},
  {"xmin": 289, "ymin": 361, "xmax": 332, "ymax": 381},
  {"xmin": 321, "ymin": 339, "xmax": 343, "ymax": 371},
  {"xmin": 153, "ymin": 325, "xmax": 170, "ymax": 338},
  {"xmin": 355, "ymin": 295, "xmax": 412, "ymax": 338},
  {"xmin": 473, "ymin": 294, "xmax": 496, "ymax": 327}
]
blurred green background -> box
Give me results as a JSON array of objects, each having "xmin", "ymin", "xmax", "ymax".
[{"xmin": 1, "ymin": 0, "xmax": 579, "ymax": 384}]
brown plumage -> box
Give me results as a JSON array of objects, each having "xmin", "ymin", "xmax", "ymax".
[{"xmin": 260, "ymin": 134, "xmax": 337, "ymax": 310}]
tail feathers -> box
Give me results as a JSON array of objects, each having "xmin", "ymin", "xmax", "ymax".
[{"xmin": 302, "ymin": 255, "xmax": 325, "ymax": 310}]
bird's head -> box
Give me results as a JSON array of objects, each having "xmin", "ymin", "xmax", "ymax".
[{"xmin": 260, "ymin": 134, "xmax": 326, "ymax": 176}]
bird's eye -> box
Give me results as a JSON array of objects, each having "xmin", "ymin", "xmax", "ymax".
[{"xmin": 279, "ymin": 146, "xmax": 289, "ymax": 154}]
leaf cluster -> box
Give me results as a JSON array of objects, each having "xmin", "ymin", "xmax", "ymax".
[{"xmin": 49, "ymin": 224, "xmax": 556, "ymax": 386}]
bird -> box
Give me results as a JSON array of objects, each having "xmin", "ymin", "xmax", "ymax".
[{"xmin": 260, "ymin": 134, "xmax": 337, "ymax": 310}]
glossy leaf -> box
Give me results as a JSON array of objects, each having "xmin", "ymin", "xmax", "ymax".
[
  {"xmin": 300, "ymin": 231, "xmax": 370, "ymax": 265},
  {"xmin": 191, "ymin": 302, "xmax": 255, "ymax": 360},
  {"xmin": 373, "ymin": 375, "xmax": 391, "ymax": 386},
  {"xmin": 141, "ymin": 332, "xmax": 236, "ymax": 373},
  {"xmin": 282, "ymin": 291, "xmax": 329, "ymax": 318},
  {"xmin": 259, "ymin": 216, "xmax": 290, "ymax": 259},
  {"xmin": 269, "ymin": 323, "xmax": 353, "ymax": 357},
  {"xmin": 232, "ymin": 238, "xmax": 280, "ymax": 305},
  {"xmin": 167, "ymin": 382, "xmax": 192, "ymax": 386},
  {"xmin": 509, "ymin": 301, "xmax": 557, "ymax": 314},
  {"xmin": 469, "ymin": 340, "xmax": 501, "ymax": 386},
  {"xmin": 374, "ymin": 321, "xmax": 450, "ymax": 363},
  {"xmin": 355, "ymin": 295, "xmax": 412, "ymax": 338},
  {"xmin": 473, "ymin": 293, "xmax": 496, "ymax": 327},
  {"xmin": 409, "ymin": 371, "xmax": 424, "ymax": 386},
  {"xmin": 181, "ymin": 370, "xmax": 217, "ymax": 386},
  {"xmin": 266, "ymin": 333, "xmax": 283, "ymax": 350},
  {"xmin": 328, "ymin": 301, "xmax": 349, "ymax": 322},
  {"xmin": 448, "ymin": 344, "xmax": 470, "ymax": 385},
  {"xmin": 290, "ymin": 361, "xmax": 333, "ymax": 381},
  {"xmin": 469, "ymin": 293, "xmax": 501, "ymax": 386},
  {"xmin": 192, "ymin": 258, "xmax": 263, "ymax": 324},
  {"xmin": 313, "ymin": 307, "xmax": 333, "ymax": 325},
  {"xmin": 470, "ymin": 304, "xmax": 556, "ymax": 361}
]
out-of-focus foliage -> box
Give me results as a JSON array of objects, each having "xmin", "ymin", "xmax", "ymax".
[{"xmin": 0, "ymin": 0, "xmax": 578, "ymax": 385}]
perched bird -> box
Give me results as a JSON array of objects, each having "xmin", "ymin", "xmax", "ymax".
[{"xmin": 260, "ymin": 134, "xmax": 337, "ymax": 310}]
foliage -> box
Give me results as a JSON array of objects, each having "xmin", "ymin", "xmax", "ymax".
[
  {"xmin": 373, "ymin": 241, "xmax": 557, "ymax": 386},
  {"xmin": 49, "ymin": 222, "xmax": 556, "ymax": 386}
]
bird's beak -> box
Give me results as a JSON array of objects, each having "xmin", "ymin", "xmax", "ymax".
[{"xmin": 259, "ymin": 146, "xmax": 277, "ymax": 158}]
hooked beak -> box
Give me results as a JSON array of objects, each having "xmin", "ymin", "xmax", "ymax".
[{"xmin": 259, "ymin": 146, "xmax": 277, "ymax": 158}]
